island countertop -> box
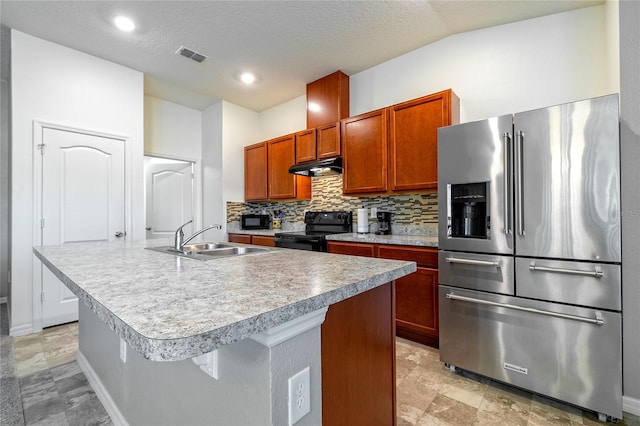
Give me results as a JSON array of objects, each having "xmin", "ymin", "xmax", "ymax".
[{"xmin": 33, "ymin": 240, "xmax": 415, "ymax": 362}]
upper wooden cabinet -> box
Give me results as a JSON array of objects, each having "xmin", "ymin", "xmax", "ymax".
[
  {"xmin": 295, "ymin": 129, "xmax": 317, "ymax": 164},
  {"xmin": 342, "ymin": 109, "xmax": 389, "ymax": 195},
  {"xmin": 316, "ymin": 122, "xmax": 341, "ymax": 159},
  {"xmin": 341, "ymin": 89, "xmax": 459, "ymax": 196},
  {"xmin": 268, "ymin": 134, "xmax": 306, "ymax": 199},
  {"xmin": 306, "ymin": 71, "xmax": 350, "ymax": 129},
  {"xmin": 389, "ymin": 89, "xmax": 460, "ymax": 191},
  {"xmin": 244, "ymin": 136, "xmax": 311, "ymax": 202},
  {"xmin": 244, "ymin": 142, "xmax": 268, "ymax": 201}
]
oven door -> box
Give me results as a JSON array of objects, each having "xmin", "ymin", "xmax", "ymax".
[{"xmin": 274, "ymin": 234, "xmax": 326, "ymax": 252}]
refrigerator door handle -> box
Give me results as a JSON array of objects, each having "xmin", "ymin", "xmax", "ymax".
[
  {"xmin": 529, "ymin": 262, "xmax": 604, "ymax": 278},
  {"xmin": 515, "ymin": 130, "xmax": 525, "ymax": 236},
  {"xmin": 445, "ymin": 293, "xmax": 605, "ymax": 326},
  {"xmin": 502, "ymin": 132, "xmax": 512, "ymax": 235},
  {"xmin": 445, "ymin": 257, "xmax": 501, "ymax": 267}
]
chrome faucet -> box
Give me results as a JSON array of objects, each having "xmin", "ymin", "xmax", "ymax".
[{"xmin": 174, "ymin": 220, "xmax": 222, "ymax": 252}]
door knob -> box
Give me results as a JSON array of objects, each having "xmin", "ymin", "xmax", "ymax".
[
  {"xmin": 115, "ymin": 231, "xmax": 124, "ymax": 238},
  {"xmin": 145, "ymin": 227, "xmax": 151, "ymax": 231}
]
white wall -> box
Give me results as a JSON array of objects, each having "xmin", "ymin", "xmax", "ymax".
[
  {"xmin": 144, "ymin": 95, "xmax": 202, "ymax": 160},
  {"xmin": 350, "ymin": 4, "xmax": 617, "ymax": 122},
  {"xmin": 222, "ymin": 101, "xmax": 260, "ymax": 203},
  {"xmin": 10, "ymin": 30, "xmax": 144, "ymax": 335},
  {"xmin": 258, "ymin": 95, "xmax": 306, "ymax": 140},
  {"xmin": 201, "ymin": 101, "xmax": 225, "ymax": 240},
  {"xmin": 619, "ymin": 0, "xmax": 640, "ymax": 412},
  {"xmin": 1, "ymin": 79, "xmax": 9, "ymax": 303}
]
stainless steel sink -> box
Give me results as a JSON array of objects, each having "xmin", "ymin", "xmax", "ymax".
[{"xmin": 146, "ymin": 242, "xmax": 270, "ymax": 261}]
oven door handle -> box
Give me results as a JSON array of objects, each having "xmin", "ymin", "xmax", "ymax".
[
  {"xmin": 445, "ymin": 293, "xmax": 604, "ymax": 326},
  {"xmin": 445, "ymin": 257, "xmax": 500, "ymax": 268}
]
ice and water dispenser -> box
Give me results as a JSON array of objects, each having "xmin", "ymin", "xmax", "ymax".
[{"xmin": 448, "ymin": 182, "xmax": 489, "ymax": 239}]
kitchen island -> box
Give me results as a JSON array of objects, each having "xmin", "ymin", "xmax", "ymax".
[{"xmin": 34, "ymin": 239, "xmax": 415, "ymax": 426}]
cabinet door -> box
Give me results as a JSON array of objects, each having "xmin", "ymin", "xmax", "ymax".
[
  {"xmin": 306, "ymin": 70, "xmax": 350, "ymax": 128},
  {"xmin": 244, "ymin": 142, "xmax": 268, "ymax": 201},
  {"xmin": 295, "ymin": 129, "xmax": 317, "ymax": 164},
  {"xmin": 316, "ymin": 122, "xmax": 340, "ymax": 159},
  {"xmin": 389, "ymin": 90, "xmax": 459, "ymax": 191},
  {"xmin": 228, "ymin": 233, "xmax": 252, "ymax": 244},
  {"xmin": 342, "ymin": 109, "xmax": 388, "ymax": 195},
  {"xmin": 395, "ymin": 267, "xmax": 439, "ymax": 347},
  {"xmin": 267, "ymin": 135, "xmax": 298, "ymax": 199},
  {"xmin": 251, "ymin": 235, "xmax": 275, "ymax": 247},
  {"xmin": 327, "ymin": 241, "xmax": 375, "ymax": 257}
]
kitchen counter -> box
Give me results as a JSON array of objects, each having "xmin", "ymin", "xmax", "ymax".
[
  {"xmin": 33, "ymin": 239, "xmax": 415, "ymax": 362},
  {"xmin": 326, "ymin": 232, "xmax": 439, "ymax": 247}
]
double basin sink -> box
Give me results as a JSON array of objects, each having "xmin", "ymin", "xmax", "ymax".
[{"xmin": 147, "ymin": 242, "xmax": 269, "ymax": 261}]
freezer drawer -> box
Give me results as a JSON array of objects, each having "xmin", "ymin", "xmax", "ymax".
[
  {"xmin": 438, "ymin": 251, "xmax": 514, "ymax": 295},
  {"xmin": 439, "ymin": 286, "xmax": 622, "ymax": 419},
  {"xmin": 516, "ymin": 258, "xmax": 621, "ymax": 311}
]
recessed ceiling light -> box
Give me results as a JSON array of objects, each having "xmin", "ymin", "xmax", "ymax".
[
  {"xmin": 240, "ymin": 72, "xmax": 256, "ymax": 84},
  {"xmin": 114, "ymin": 15, "xmax": 135, "ymax": 32}
]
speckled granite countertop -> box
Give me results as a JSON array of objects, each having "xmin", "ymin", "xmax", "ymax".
[
  {"xmin": 33, "ymin": 240, "xmax": 415, "ymax": 362},
  {"xmin": 325, "ymin": 233, "xmax": 439, "ymax": 248}
]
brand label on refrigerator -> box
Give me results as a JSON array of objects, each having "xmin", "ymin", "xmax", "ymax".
[{"xmin": 504, "ymin": 362, "xmax": 528, "ymax": 375}]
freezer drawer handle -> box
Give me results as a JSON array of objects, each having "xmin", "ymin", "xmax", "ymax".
[
  {"xmin": 445, "ymin": 257, "xmax": 500, "ymax": 267},
  {"xmin": 528, "ymin": 262, "xmax": 603, "ymax": 278},
  {"xmin": 445, "ymin": 293, "xmax": 604, "ymax": 326}
]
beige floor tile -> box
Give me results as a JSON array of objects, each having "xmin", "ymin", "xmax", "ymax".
[
  {"xmin": 477, "ymin": 390, "xmax": 530, "ymax": 426},
  {"xmin": 13, "ymin": 332, "xmax": 43, "ymax": 348},
  {"xmin": 15, "ymin": 351, "xmax": 48, "ymax": 377},
  {"xmin": 439, "ymin": 372, "xmax": 488, "ymax": 409},
  {"xmin": 422, "ymin": 394, "xmax": 479, "ymax": 426},
  {"xmin": 14, "ymin": 342, "xmax": 45, "ymax": 363},
  {"xmin": 531, "ymin": 395, "xmax": 583, "ymax": 424}
]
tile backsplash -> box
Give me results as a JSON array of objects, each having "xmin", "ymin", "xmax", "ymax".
[{"xmin": 227, "ymin": 175, "xmax": 438, "ymax": 235}]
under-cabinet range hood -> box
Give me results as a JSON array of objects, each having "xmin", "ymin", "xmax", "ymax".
[{"xmin": 288, "ymin": 157, "xmax": 342, "ymax": 177}]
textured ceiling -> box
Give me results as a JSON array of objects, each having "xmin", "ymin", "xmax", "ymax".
[{"xmin": 0, "ymin": 0, "xmax": 602, "ymax": 112}]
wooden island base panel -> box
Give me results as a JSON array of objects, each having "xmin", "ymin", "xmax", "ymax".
[
  {"xmin": 322, "ymin": 282, "xmax": 396, "ymax": 426},
  {"xmin": 33, "ymin": 239, "xmax": 415, "ymax": 426}
]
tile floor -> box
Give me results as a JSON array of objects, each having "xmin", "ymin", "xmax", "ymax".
[{"xmin": 2, "ymin": 305, "xmax": 640, "ymax": 426}]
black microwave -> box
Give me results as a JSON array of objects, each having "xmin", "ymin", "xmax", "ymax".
[{"xmin": 241, "ymin": 214, "xmax": 270, "ymax": 230}]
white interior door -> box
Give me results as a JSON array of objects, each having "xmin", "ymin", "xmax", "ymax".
[
  {"xmin": 40, "ymin": 127, "xmax": 125, "ymax": 327},
  {"xmin": 144, "ymin": 157, "xmax": 193, "ymax": 239}
]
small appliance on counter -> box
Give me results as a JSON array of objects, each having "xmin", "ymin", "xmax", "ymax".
[
  {"xmin": 240, "ymin": 214, "xmax": 270, "ymax": 230},
  {"xmin": 375, "ymin": 212, "xmax": 392, "ymax": 235},
  {"xmin": 357, "ymin": 208, "xmax": 369, "ymax": 233}
]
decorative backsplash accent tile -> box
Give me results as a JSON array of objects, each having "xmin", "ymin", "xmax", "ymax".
[{"xmin": 227, "ymin": 175, "xmax": 438, "ymax": 235}]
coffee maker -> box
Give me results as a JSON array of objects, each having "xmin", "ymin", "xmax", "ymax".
[{"xmin": 376, "ymin": 212, "xmax": 392, "ymax": 235}]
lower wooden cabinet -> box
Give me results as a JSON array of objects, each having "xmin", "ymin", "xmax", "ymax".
[
  {"xmin": 227, "ymin": 233, "xmax": 274, "ymax": 247},
  {"xmin": 327, "ymin": 240, "xmax": 439, "ymax": 348},
  {"xmin": 322, "ymin": 282, "xmax": 396, "ymax": 425}
]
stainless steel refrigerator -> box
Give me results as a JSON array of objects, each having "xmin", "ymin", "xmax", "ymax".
[{"xmin": 437, "ymin": 94, "xmax": 622, "ymax": 420}]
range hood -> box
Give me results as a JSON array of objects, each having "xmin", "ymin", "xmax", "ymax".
[{"xmin": 288, "ymin": 157, "xmax": 343, "ymax": 177}]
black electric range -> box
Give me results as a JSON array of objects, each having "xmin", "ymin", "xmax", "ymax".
[{"xmin": 274, "ymin": 211, "xmax": 352, "ymax": 252}]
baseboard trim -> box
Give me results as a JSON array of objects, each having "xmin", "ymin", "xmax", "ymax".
[
  {"xmin": 0, "ymin": 297, "xmax": 7, "ymax": 304},
  {"xmin": 624, "ymin": 395, "xmax": 640, "ymax": 416},
  {"xmin": 9, "ymin": 323, "xmax": 33, "ymax": 336},
  {"xmin": 76, "ymin": 350, "xmax": 129, "ymax": 426}
]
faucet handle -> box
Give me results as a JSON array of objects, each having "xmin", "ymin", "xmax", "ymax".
[{"xmin": 176, "ymin": 220, "xmax": 193, "ymax": 235}]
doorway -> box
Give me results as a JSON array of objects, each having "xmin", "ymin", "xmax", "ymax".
[
  {"xmin": 37, "ymin": 125, "xmax": 126, "ymax": 327},
  {"xmin": 144, "ymin": 156, "xmax": 195, "ymax": 239}
]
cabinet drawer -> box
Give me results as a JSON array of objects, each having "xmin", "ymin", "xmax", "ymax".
[
  {"xmin": 228, "ymin": 234, "xmax": 252, "ymax": 244},
  {"xmin": 327, "ymin": 242, "xmax": 375, "ymax": 257},
  {"xmin": 515, "ymin": 258, "xmax": 621, "ymax": 311},
  {"xmin": 377, "ymin": 245, "xmax": 437, "ymax": 267},
  {"xmin": 251, "ymin": 235, "xmax": 275, "ymax": 247}
]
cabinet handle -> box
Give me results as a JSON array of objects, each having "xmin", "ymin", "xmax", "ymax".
[
  {"xmin": 446, "ymin": 293, "xmax": 604, "ymax": 326},
  {"xmin": 445, "ymin": 257, "xmax": 500, "ymax": 267},
  {"xmin": 528, "ymin": 262, "xmax": 603, "ymax": 278}
]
